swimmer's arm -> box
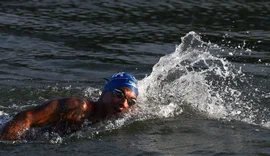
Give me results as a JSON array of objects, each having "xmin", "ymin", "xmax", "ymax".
[
  {"xmin": 0, "ymin": 98, "xmax": 88, "ymax": 140},
  {"xmin": 0, "ymin": 109, "xmax": 32, "ymax": 141}
]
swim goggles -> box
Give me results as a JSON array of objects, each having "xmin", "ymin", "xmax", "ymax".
[{"xmin": 112, "ymin": 88, "xmax": 137, "ymax": 106}]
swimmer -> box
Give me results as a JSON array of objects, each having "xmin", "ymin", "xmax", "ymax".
[{"xmin": 0, "ymin": 72, "xmax": 138, "ymax": 140}]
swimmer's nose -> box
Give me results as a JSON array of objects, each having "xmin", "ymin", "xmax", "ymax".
[{"xmin": 118, "ymin": 99, "xmax": 129, "ymax": 109}]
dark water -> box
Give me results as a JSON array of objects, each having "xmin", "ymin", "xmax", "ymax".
[{"xmin": 0, "ymin": 0, "xmax": 269, "ymax": 155}]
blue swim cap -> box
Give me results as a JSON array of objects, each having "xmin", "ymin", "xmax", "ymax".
[{"xmin": 103, "ymin": 72, "xmax": 138, "ymax": 96}]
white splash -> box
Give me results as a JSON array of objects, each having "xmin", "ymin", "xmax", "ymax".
[
  {"xmin": 136, "ymin": 31, "xmax": 269, "ymax": 128},
  {"xmin": 0, "ymin": 111, "xmax": 10, "ymax": 126}
]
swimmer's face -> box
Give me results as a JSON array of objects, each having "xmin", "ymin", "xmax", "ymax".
[
  {"xmin": 111, "ymin": 87, "xmax": 137, "ymax": 113},
  {"xmin": 101, "ymin": 87, "xmax": 137, "ymax": 114}
]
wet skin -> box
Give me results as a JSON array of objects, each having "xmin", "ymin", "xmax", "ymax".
[{"xmin": 0, "ymin": 87, "xmax": 137, "ymax": 140}]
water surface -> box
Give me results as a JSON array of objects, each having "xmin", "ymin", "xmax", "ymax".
[{"xmin": 0, "ymin": 0, "xmax": 269, "ymax": 155}]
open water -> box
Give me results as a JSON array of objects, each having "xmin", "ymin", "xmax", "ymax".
[{"xmin": 0, "ymin": 0, "xmax": 269, "ymax": 155}]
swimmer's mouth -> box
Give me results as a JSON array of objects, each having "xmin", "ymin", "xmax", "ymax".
[{"xmin": 114, "ymin": 107, "xmax": 121, "ymax": 113}]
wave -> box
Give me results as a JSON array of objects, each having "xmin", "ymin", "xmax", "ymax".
[{"xmin": 137, "ymin": 31, "xmax": 269, "ymax": 128}]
